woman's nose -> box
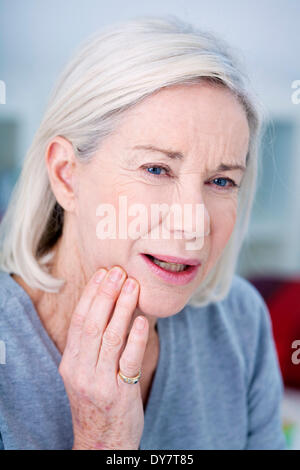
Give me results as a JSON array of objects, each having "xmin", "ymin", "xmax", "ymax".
[{"xmin": 162, "ymin": 183, "xmax": 211, "ymax": 246}]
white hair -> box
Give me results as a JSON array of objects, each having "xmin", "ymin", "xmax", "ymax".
[{"xmin": 0, "ymin": 15, "xmax": 262, "ymax": 307}]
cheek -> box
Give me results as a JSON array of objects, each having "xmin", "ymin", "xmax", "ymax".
[
  {"xmin": 74, "ymin": 175, "xmax": 117, "ymax": 262},
  {"xmin": 209, "ymin": 198, "xmax": 237, "ymax": 253},
  {"xmin": 103, "ymin": 177, "xmax": 165, "ymax": 238},
  {"xmin": 75, "ymin": 175, "xmax": 148, "ymax": 257}
]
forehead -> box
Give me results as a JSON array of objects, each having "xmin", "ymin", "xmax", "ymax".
[{"xmin": 118, "ymin": 83, "xmax": 250, "ymax": 164}]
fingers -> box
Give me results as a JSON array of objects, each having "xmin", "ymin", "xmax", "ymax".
[
  {"xmin": 78, "ymin": 266, "xmax": 127, "ymax": 368},
  {"xmin": 64, "ymin": 265, "xmax": 148, "ymax": 394},
  {"xmin": 63, "ymin": 268, "xmax": 107, "ymax": 359},
  {"xmin": 117, "ymin": 314, "xmax": 149, "ymax": 388},
  {"xmin": 97, "ymin": 277, "xmax": 142, "ymax": 378}
]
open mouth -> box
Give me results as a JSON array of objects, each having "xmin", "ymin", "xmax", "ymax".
[
  {"xmin": 144, "ymin": 254, "xmax": 189, "ymax": 272},
  {"xmin": 140, "ymin": 253, "xmax": 200, "ymax": 286}
]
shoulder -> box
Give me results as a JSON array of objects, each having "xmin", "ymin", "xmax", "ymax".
[
  {"xmin": 187, "ymin": 273, "xmax": 270, "ymax": 338},
  {"xmin": 222, "ymin": 274, "xmax": 273, "ymax": 355},
  {"xmin": 186, "ymin": 274, "xmax": 275, "ymax": 384},
  {"xmin": 226, "ymin": 273, "xmax": 267, "ymax": 310},
  {"xmin": 220, "ymin": 278, "xmax": 286, "ymax": 449},
  {"xmin": 0, "ymin": 271, "xmax": 15, "ymax": 311},
  {"xmin": 0, "ymin": 271, "xmax": 30, "ymax": 326},
  {"xmin": 221, "ymin": 273, "xmax": 270, "ymax": 331},
  {"xmin": 223, "ymin": 274, "xmax": 273, "ymax": 361}
]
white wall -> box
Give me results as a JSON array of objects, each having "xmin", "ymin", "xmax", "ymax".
[
  {"xmin": 1, "ymin": 0, "xmax": 300, "ymax": 275},
  {"xmin": 1, "ymin": 0, "xmax": 300, "ymax": 161}
]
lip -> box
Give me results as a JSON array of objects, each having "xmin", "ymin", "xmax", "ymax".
[
  {"xmin": 144, "ymin": 253, "xmax": 201, "ymax": 266},
  {"xmin": 140, "ymin": 253, "xmax": 201, "ymax": 286}
]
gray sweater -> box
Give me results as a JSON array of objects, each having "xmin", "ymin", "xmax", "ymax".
[{"xmin": 0, "ymin": 270, "xmax": 287, "ymax": 450}]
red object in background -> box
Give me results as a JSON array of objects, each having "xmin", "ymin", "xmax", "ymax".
[{"xmin": 249, "ymin": 278, "xmax": 300, "ymax": 389}]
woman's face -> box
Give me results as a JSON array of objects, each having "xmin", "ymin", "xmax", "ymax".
[{"xmin": 71, "ymin": 83, "xmax": 249, "ymax": 317}]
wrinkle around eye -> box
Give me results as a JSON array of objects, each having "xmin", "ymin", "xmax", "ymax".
[{"xmin": 117, "ymin": 168, "xmax": 168, "ymax": 187}]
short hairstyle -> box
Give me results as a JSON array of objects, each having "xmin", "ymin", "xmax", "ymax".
[{"xmin": 0, "ymin": 15, "xmax": 262, "ymax": 307}]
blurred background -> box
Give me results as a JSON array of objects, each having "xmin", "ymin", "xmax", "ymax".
[{"xmin": 0, "ymin": 0, "xmax": 300, "ymax": 449}]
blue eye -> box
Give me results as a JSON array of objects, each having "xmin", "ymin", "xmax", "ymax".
[
  {"xmin": 142, "ymin": 166, "xmax": 239, "ymax": 190},
  {"xmin": 145, "ymin": 165, "xmax": 169, "ymax": 177},
  {"xmin": 212, "ymin": 177, "xmax": 238, "ymax": 189}
]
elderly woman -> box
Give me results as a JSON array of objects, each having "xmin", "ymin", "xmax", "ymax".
[{"xmin": 0, "ymin": 16, "xmax": 286, "ymax": 450}]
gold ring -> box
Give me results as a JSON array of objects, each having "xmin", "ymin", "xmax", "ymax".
[{"xmin": 118, "ymin": 368, "xmax": 142, "ymax": 384}]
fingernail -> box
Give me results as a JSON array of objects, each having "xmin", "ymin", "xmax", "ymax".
[
  {"xmin": 123, "ymin": 278, "xmax": 137, "ymax": 294},
  {"xmin": 94, "ymin": 269, "xmax": 107, "ymax": 284},
  {"xmin": 135, "ymin": 316, "xmax": 145, "ymax": 330},
  {"xmin": 108, "ymin": 267, "xmax": 124, "ymax": 283}
]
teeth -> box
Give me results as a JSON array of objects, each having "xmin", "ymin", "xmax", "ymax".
[{"xmin": 151, "ymin": 256, "xmax": 187, "ymax": 272}]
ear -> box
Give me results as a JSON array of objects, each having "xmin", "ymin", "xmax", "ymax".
[{"xmin": 45, "ymin": 136, "xmax": 78, "ymax": 212}]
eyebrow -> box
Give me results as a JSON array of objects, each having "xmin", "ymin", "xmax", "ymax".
[{"xmin": 132, "ymin": 144, "xmax": 246, "ymax": 172}]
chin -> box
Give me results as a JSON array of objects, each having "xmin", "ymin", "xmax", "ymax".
[{"xmin": 137, "ymin": 287, "xmax": 189, "ymax": 319}]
